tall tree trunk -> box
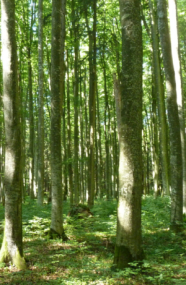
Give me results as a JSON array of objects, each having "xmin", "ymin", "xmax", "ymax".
[
  {"xmin": 113, "ymin": 102, "xmax": 119, "ymax": 198},
  {"xmin": 73, "ymin": 38, "xmax": 79, "ymax": 205},
  {"xmin": 0, "ymin": 0, "xmax": 26, "ymax": 269},
  {"xmin": 113, "ymin": 0, "xmax": 143, "ymax": 269},
  {"xmin": 27, "ymin": 6, "xmax": 35, "ymax": 199},
  {"xmin": 84, "ymin": 69, "xmax": 89, "ymax": 201},
  {"xmin": 61, "ymin": 0, "xmax": 67, "ymax": 201},
  {"xmin": 151, "ymin": 80, "xmax": 160, "ymax": 196},
  {"xmin": 157, "ymin": 0, "xmax": 183, "ymax": 230},
  {"xmin": 80, "ymin": 69, "xmax": 85, "ymax": 202},
  {"xmin": 72, "ymin": 0, "xmax": 80, "ymax": 205},
  {"xmin": 38, "ymin": 0, "xmax": 44, "ymax": 205},
  {"xmin": 103, "ymin": 59, "xmax": 111, "ymax": 199},
  {"xmin": 50, "ymin": 0, "xmax": 64, "ymax": 239},
  {"xmin": 96, "ymin": 88, "xmax": 103, "ymax": 198},
  {"xmin": 0, "ymin": 68, "xmax": 4, "ymax": 205},
  {"xmin": 88, "ymin": 0, "xmax": 97, "ymax": 208},
  {"xmin": 168, "ymin": 0, "xmax": 186, "ymax": 214},
  {"xmin": 149, "ymin": 0, "xmax": 170, "ymax": 195},
  {"xmin": 66, "ymin": 50, "xmax": 73, "ymax": 206}
]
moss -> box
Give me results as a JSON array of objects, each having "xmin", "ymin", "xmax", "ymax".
[
  {"xmin": 50, "ymin": 227, "xmax": 68, "ymax": 241},
  {"xmin": 170, "ymin": 223, "xmax": 183, "ymax": 233},
  {"xmin": 0, "ymin": 234, "xmax": 9, "ymax": 264},
  {"xmin": 12, "ymin": 250, "xmax": 27, "ymax": 270},
  {"xmin": 113, "ymin": 244, "xmax": 144, "ymax": 270},
  {"xmin": 0, "ymin": 230, "xmax": 27, "ymax": 270},
  {"xmin": 49, "ymin": 228, "xmax": 62, "ymax": 239},
  {"xmin": 113, "ymin": 245, "xmax": 133, "ymax": 269}
]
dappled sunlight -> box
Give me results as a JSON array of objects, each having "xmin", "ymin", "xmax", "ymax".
[
  {"xmin": 4, "ymin": 149, "xmax": 15, "ymax": 182},
  {"xmin": 1, "ymin": 197, "xmax": 186, "ymax": 284},
  {"xmin": 117, "ymin": 198, "xmax": 132, "ymax": 235}
]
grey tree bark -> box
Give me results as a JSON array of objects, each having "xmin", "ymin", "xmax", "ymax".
[
  {"xmin": 72, "ymin": 0, "xmax": 80, "ymax": 205},
  {"xmin": 157, "ymin": 0, "xmax": 183, "ymax": 230},
  {"xmin": 113, "ymin": 0, "xmax": 143, "ymax": 269},
  {"xmin": 50, "ymin": 0, "xmax": 65, "ymax": 239},
  {"xmin": 38, "ymin": 0, "xmax": 44, "ymax": 205},
  {"xmin": 0, "ymin": 0, "xmax": 26, "ymax": 269},
  {"xmin": 85, "ymin": 0, "xmax": 97, "ymax": 208},
  {"xmin": 28, "ymin": 5, "xmax": 35, "ymax": 199},
  {"xmin": 66, "ymin": 50, "xmax": 73, "ymax": 206},
  {"xmin": 168, "ymin": 0, "xmax": 186, "ymax": 215},
  {"xmin": 149, "ymin": 0, "xmax": 170, "ymax": 196}
]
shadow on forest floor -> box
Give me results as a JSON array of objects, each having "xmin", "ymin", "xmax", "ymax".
[{"xmin": 0, "ymin": 196, "xmax": 186, "ymax": 284}]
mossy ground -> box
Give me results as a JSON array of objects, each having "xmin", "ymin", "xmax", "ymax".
[{"xmin": 0, "ymin": 196, "xmax": 186, "ymax": 284}]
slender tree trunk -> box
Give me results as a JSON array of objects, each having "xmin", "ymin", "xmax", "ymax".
[
  {"xmin": 0, "ymin": 0, "xmax": 26, "ymax": 269},
  {"xmin": 84, "ymin": 69, "xmax": 89, "ymax": 201},
  {"xmin": 113, "ymin": 102, "xmax": 119, "ymax": 198},
  {"xmin": 50, "ymin": 0, "xmax": 65, "ymax": 239},
  {"xmin": 88, "ymin": 0, "xmax": 97, "ymax": 208},
  {"xmin": 62, "ymin": 105, "xmax": 68, "ymax": 201},
  {"xmin": 38, "ymin": 0, "xmax": 44, "ymax": 205},
  {"xmin": 66, "ymin": 51, "xmax": 73, "ymax": 207},
  {"xmin": 34, "ymin": 136, "xmax": 38, "ymax": 197},
  {"xmin": 27, "ymin": 4, "xmax": 35, "ymax": 199},
  {"xmin": 149, "ymin": 0, "xmax": 170, "ymax": 195},
  {"xmin": 0, "ymin": 72, "xmax": 4, "ymax": 204},
  {"xmin": 96, "ymin": 88, "xmax": 103, "ymax": 198},
  {"xmin": 80, "ymin": 71, "xmax": 85, "ymax": 203},
  {"xmin": 151, "ymin": 80, "xmax": 160, "ymax": 196},
  {"xmin": 61, "ymin": 0, "xmax": 67, "ymax": 201},
  {"xmin": 73, "ymin": 39, "xmax": 79, "ymax": 205},
  {"xmin": 157, "ymin": 0, "xmax": 183, "ymax": 230},
  {"xmin": 103, "ymin": 60, "xmax": 111, "ymax": 200},
  {"xmin": 71, "ymin": 0, "xmax": 80, "ymax": 205},
  {"xmin": 168, "ymin": 0, "xmax": 186, "ymax": 214},
  {"xmin": 113, "ymin": 0, "xmax": 143, "ymax": 268}
]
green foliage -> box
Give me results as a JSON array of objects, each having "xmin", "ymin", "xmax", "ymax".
[{"xmin": 0, "ymin": 196, "xmax": 186, "ymax": 284}]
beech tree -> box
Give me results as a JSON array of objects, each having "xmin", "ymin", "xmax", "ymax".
[
  {"xmin": 0, "ymin": 0, "xmax": 26, "ymax": 269},
  {"xmin": 168, "ymin": 0, "xmax": 186, "ymax": 214},
  {"xmin": 157, "ymin": 0, "xmax": 183, "ymax": 231},
  {"xmin": 149, "ymin": 0, "xmax": 169, "ymax": 196},
  {"xmin": 50, "ymin": 0, "xmax": 64, "ymax": 238},
  {"xmin": 113, "ymin": 0, "xmax": 144, "ymax": 269},
  {"xmin": 37, "ymin": 0, "xmax": 44, "ymax": 205}
]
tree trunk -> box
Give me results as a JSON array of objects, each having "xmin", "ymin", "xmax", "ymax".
[
  {"xmin": 96, "ymin": 88, "xmax": 104, "ymax": 198},
  {"xmin": 61, "ymin": 0, "xmax": 67, "ymax": 202},
  {"xmin": 149, "ymin": 0, "xmax": 170, "ymax": 195},
  {"xmin": 27, "ymin": 5, "xmax": 35, "ymax": 199},
  {"xmin": 168, "ymin": 0, "xmax": 186, "ymax": 215},
  {"xmin": 72, "ymin": 0, "xmax": 80, "ymax": 205},
  {"xmin": 87, "ymin": 0, "xmax": 97, "ymax": 208},
  {"xmin": 50, "ymin": 0, "xmax": 64, "ymax": 239},
  {"xmin": 157, "ymin": 0, "xmax": 183, "ymax": 230},
  {"xmin": 38, "ymin": 0, "xmax": 44, "ymax": 205},
  {"xmin": 103, "ymin": 59, "xmax": 111, "ymax": 200},
  {"xmin": 0, "ymin": 0, "xmax": 26, "ymax": 269},
  {"xmin": 113, "ymin": 0, "xmax": 143, "ymax": 269},
  {"xmin": 0, "ymin": 79, "xmax": 4, "ymax": 205},
  {"xmin": 151, "ymin": 80, "xmax": 160, "ymax": 196},
  {"xmin": 66, "ymin": 50, "xmax": 73, "ymax": 207}
]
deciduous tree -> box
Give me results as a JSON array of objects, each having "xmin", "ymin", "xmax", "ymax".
[
  {"xmin": 157, "ymin": 0, "xmax": 183, "ymax": 230},
  {"xmin": 113, "ymin": 0, "xmax": 143, "ymax": 269},
  {"xmin": 0, "ymin": 0, "xmax": 26, "ymax": 269}
]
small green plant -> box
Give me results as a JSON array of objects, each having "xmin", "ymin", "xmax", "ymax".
[{"xmin": 0, "ymin": 196, "xmax": 186, "ymax": 284}]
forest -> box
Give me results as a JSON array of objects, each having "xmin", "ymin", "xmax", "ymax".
[{"xmin": 0, "ymin": 0, "xmax": 186, "ymax": 284}]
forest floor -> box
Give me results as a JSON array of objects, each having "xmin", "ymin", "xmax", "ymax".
[{"xmin": 0, "ymin": 196, "xmax": 186, "ymax": 284}]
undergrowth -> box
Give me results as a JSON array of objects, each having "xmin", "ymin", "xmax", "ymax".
[{"xmin": 0, "ymin": 196, "xmax": 186, "ymax": 284}]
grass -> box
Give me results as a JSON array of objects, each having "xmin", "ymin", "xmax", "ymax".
[{"xmin": 0, "ymin": 195, "xmax": 186, "ymax": 284}]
